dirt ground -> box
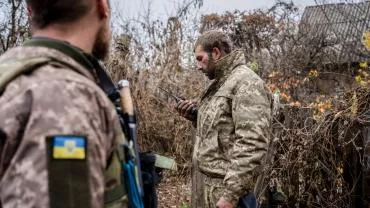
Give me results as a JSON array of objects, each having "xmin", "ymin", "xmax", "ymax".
[{"xmin": 156, "ymin": 173, "xmax": 191, "ymax": 208}]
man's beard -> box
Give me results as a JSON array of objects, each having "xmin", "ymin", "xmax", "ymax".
[
  {"xmin": 205, "ymin": 54, "xmax": 216, "ymax": 80},
  {"xmin": 92, "ymin": 23, "xmax": 110, "ymax": 60},
  {"xmin": 205, "ymin": 69, "xmax": 215, "ymax": 80}
]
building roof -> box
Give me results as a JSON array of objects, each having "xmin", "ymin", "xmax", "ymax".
[{"xmin": 300, "ymin": 1, "xmax": 370, "ymax": 63}]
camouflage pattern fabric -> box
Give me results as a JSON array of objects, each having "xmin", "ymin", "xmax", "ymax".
[
  {"xmin": 192, "ymin": 50, "xmax": 271, "ymax": 207},
  {"xmin": 0, "ymin": 46, "xmax": 126, "ymax": 208},
  {"xmin": 192, "ymin": 168, "xmax": 225, "ymax": 208}
]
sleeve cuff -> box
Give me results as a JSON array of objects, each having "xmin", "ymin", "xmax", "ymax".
[{"xmin": 222, "ymin": 189, "xmax": 240, "ymax": 205}]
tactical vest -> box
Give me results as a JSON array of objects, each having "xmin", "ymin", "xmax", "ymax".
[{"xmin": 0, "ymin": 56, "xmax": 127, "ymax": 208}]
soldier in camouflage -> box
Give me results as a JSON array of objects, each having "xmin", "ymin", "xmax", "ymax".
[
  {"xmin": 0, "ymin": 0, "xmax": 127, "ymax": 208},
  {"xmin": 176, "ymin": 31, "xmax": 271, "ymax": 208}
]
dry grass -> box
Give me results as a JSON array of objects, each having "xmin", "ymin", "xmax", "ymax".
[
  {"xmin": 106, "ymin": 47, "xmax": 208, "ymax": 172},
  {"xmin": 157, "ymin": 173, "xmax": 191, "ymax": 208},
  {"xmin": 261, "ymin": 87, "xmax": 370, "ymax": 207}
]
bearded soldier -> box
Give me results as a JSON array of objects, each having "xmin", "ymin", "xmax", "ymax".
[{"xmin": 176, "ymin": 30, "xmax": 271, "ymax": 208}]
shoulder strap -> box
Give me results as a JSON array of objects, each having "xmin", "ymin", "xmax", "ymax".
[{"xmin": 0, "ymin": 57, "xmax": 51, "ymax": 94}]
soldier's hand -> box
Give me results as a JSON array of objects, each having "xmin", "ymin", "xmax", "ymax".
[
  {"xmin": 175, "ymin": 99, "xmax": 197, "ymax": 121},
  {"xmin": 216, "ymin": 197, "xmax": 234, "ymax": 208}
]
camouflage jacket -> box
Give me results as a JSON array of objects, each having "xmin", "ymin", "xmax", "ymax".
[
  {"xmin": 0, "ymin": 41, "xmax": 125, "ymax": 208},
  {"xmin": 194, "ymin": 50, "xmax": 271, "ymax": 203}
]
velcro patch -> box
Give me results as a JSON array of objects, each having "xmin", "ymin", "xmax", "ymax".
[
  {"xmin": 46, "ymin": 135, "xmax": 91, "ymax": 207},
  {"xmin": 52, "ymin": 136, "xmax": 86, "ymax": 159}
]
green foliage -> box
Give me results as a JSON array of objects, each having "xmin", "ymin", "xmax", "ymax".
[
  {"xmin": 247, "ymin": 60, "xmax": 259, "ymax": 72},
  {"xmin": 178, "ymin": 202, "xmax": 189, "ymax": 208}
]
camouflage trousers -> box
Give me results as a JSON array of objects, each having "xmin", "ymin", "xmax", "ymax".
[
  {"xmin": 191, "ymin": 168, "xmax": 266, "ymax": 208},
  {"xmin": 191, "ymin": 168, "xmax": 226, "ymax": 208}
]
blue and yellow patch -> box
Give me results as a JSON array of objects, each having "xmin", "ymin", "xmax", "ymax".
[{"xmin": 52, "ymin": 136, "xmax": 86, "ymax": 160}]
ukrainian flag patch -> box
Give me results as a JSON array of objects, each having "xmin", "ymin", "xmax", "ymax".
[{"xmin": 52, "ymin": 136, "xmax": 87, "ymax": 160}]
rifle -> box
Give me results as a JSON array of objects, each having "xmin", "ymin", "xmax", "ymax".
[
  {"xmin": 86, "ymin": 59, "xmax": 145, "ymax": 208},
  {"xmin": 117, "ymin": 80, "xmax": 144, "ymax": 208},
  {"xmin": 90, "ymin": 59, "xmax": 178, "ymax": 208},
  {"xmin": 118, "ymin": 81, "xmax": 178, "ymax": 208}
]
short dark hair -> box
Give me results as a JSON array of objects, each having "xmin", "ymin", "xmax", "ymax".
[
  {"xmin": 26, "ymin": 0, "xmax": 93, "ymax": 28},
  {"xmin": 194, "ymin": 30, "xmax": 233, "ymax": 54}
]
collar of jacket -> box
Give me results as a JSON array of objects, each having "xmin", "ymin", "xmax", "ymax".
[
  {"xmin": 214, "ymin": 50, "xmax": 246, "ymax": 82},
  {"xmin": 22, "ymin": 37, "xmax": 119, "ymax": 101},
  {"xmin": 199, "ymin": 50, "xmax": 247, "ymax": 102},
  {"xmin": 23, "ymin": 37, "xmax": 95, "ymax": 71}
]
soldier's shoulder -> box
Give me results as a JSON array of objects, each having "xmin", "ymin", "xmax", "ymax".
[
  {"xmin": 1, "ymin": 46, "xmax": 94, "ymax": 86},
  {"xmin": 235, "ymin": 65, "xmax": 261, "ymax": 79},
  {"xmin": 0, "ymin": 46, "xmax": 48, "ymax": 61},
  {"xmin": 227, "ymin": 64, "xmax": 264, "ymax": 87},
  {"xmin": 1, "ymin": 62, "xmax": 95, "ymax": 100},
  {"xmin": 33, "ymin": 65, "xmax": 114, "ymax": 111}
]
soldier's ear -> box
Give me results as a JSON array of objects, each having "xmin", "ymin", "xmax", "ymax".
[
  {"xmin": 212, "ymin": 47, "xmax": 222, "ymax": 60},
  {"xmin": 96, "ymin": 0, "xmax": 110, "ymax": 20}
]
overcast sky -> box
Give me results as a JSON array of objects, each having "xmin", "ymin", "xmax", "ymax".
[{"xmin": 115, "ymin": 0, "xmax": 317, "ymax": 19}]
